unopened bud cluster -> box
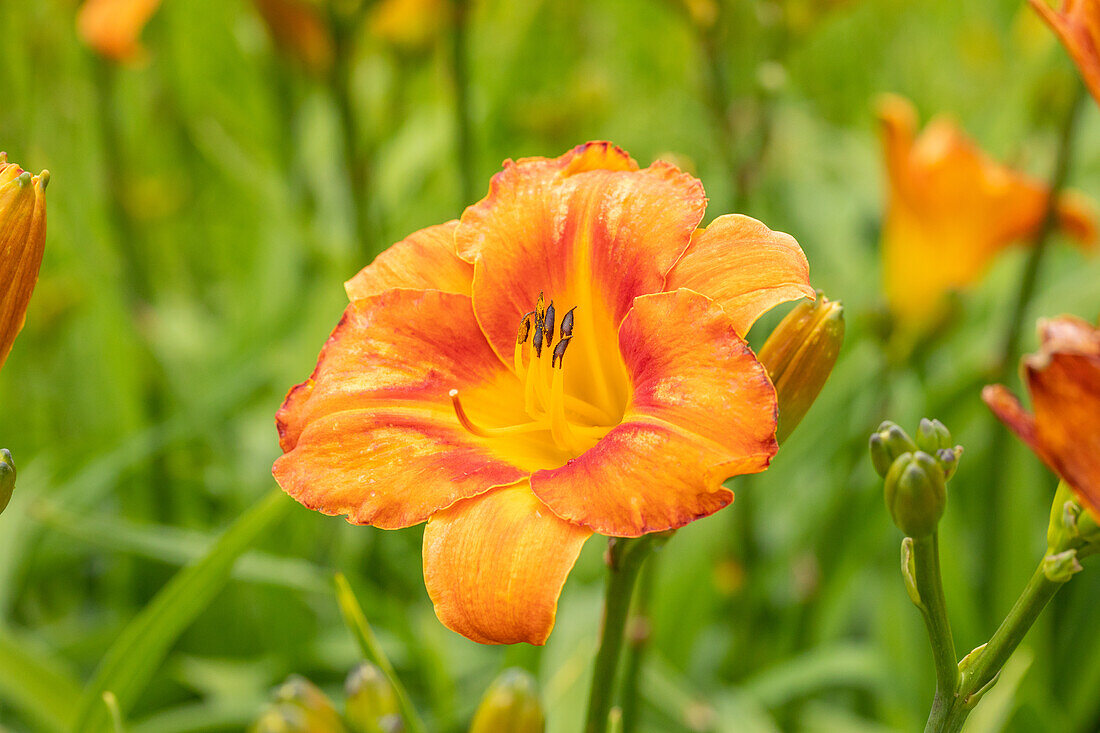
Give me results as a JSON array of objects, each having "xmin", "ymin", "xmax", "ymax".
[
  {"xmin": 1043, "ymin": 482, "xmax": 1100, "ymax": 582},
  {"xmin": 870, "ymin": 419, "xmax": 963, "ymax": 538},
  {"xmin": 249, "ymin": 663, "xmax": 401, "ymax": 733}
]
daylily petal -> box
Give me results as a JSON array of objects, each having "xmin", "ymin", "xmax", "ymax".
[
  {"xmin": 665, "ymin": 214, "xmax": 814, "ymax": 335},
  {"xmin": 344, "ymin": 221, "xmax": 471, "ymax": 300},
  {"xmin": 1030, "ymin": 0, "xmax": 1100, "ymax": 108},
  {"xmin": 423, "ymin": 480, "xmax": 591, "ymax": 645},
  {"xmin": 0, "ymin": 159, "xmax": 48, "ymax": 370},
  {"xmin": 455, "ymin": 141, "xmax": 706, "ymax": 367},
  {"xmin": 274, "ymin": 290, "xmax": 538, "ymax": 529},
  {"xmin": 532, "ymin": 289, "xmax": 778, "ymax": 536},
  {"xmin": 984, "ymin": 316, "xmax": 1100, "ymax": 517},
  {"xmin": 876, "ymin": 94, "xmax": 1097, "ymax": 329}
]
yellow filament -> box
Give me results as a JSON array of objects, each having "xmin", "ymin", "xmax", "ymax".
[
  {"xmin": 449, "ymin": 390, "xmax": 545, "ymax": 438},
  {"xmin": 549, "ymin": 366, "xmax": 583, "ymax": 453}
]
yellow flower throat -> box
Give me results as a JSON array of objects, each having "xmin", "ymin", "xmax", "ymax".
[{"xmin": 450, "ymin": 292, "xmax": 614, "ymax": 456}]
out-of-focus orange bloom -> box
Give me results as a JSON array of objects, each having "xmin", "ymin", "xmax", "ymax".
[
  {"xmin": 984, "ymin": 316, "xmax": 1100, "ymax": 518},
  {"xmin": 876, "ymin": 94, "xmax": 1096, "ymax": 331},
  {"xmin": 0, "ymin": 153, "xmax": 48, "ymax": 371},
  {"xmin": 77, "ymin": 0, "xmax": 163, "ymax": 63},
  {"xmin": 274, "ymin": 142, "xmax": 814, "ymax": 645},
  {"xmin": 368, "ymin": 0, "xmax": 447, "ymax": 51},
  {"xmin": 1030, "ymin": 0, "xmax": 1100, "ymax": 106},
  {"xmin": 252, "ymin": 0, "xmax": 334, "ymax": 75}
]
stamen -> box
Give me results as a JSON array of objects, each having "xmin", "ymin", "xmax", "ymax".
[
  {"xmin": 516, "ymin": 311, "xmax": 535, "ymax": 345},
  {"xmin": 450, "ymin": 389, "xmax": 546, "ymax": 437},
  {"xmin": 533, "ymin": 319, "xmax": 544, "ymax": 357},
  {"xmin": 552, "ymin": 335, "xmax": 572, "ymax": 369},
  {"xmin": 560, "ymin": 306, "xmax": 576, "ymax": 340},
  {"xmin": 549, "ymin": 365, "xmax": 581, "ymax": 451},
  {"xmin": 544, "ymin": 302, "xmax": 556, "ymax": 350}
]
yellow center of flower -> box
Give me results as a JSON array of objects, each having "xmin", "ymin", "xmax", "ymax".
[{"xmin": 450, "ymin": 292, "xmax": 619, "ymax": 457}]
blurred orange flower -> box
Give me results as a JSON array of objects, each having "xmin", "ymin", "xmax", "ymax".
[
  {"xmin": 252, "ymin": 0, "xmax": 334, "ymax": 75},
  {"xmin": 984, "ymin": 316, "xmax": 1100, "ymax": 518},
  {"xmin": 876, "ymin": 94, "xmax": 1096, "ymax": 331},
  {"xmin": 273, "ymin": 142, "xmax": 814, "ymax": 644},
  {"xmin": 1030, "ymin": 0, "xmax": 1100, "ymax": 106},
  {"xmin": 0, "ymin": 154, "xmax": 48, "ymax": 371},
  {"xmin": 77, "ymin": 0, "xmax": 162, "ymax": 63}
]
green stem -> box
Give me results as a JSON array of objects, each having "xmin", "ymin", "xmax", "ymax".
[
  {"xmin": 696, "ymin": 17, "xmax": 739, "ymax": 210},
  {"xmin": 618, "ymin": 552, "xmax": 658, "ymax": 733},
  {"xmin": 910, "ymin": 533, "xmax": 959, "ymax": 730},
  {"xmin": 980, "ymin": 79, "xmax": 1085, "ymax": 616},
  {"xmin": 584, "ymin": 535, "xmax": 664, "ymax": 733},
  {"xmin": 995, "ymin": 80, "xmax": 1085, "ymax": 383},
  {"xmin": 450, "ymin": 0, "xmax": 475, "ymax": 208},
  {"xmin": 329, "ymin": 6, "xmax": 373, "ymax": 256},
  {"xmin": 927, "ymin": 565, "xmax": 1065, "ymax": 733}
]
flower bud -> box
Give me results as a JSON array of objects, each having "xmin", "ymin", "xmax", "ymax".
[
  {"xmin": 0, "ymin": 155, "xmax": 48, "ymax": 371},
  {"xmin": 936, "ymin": 447, "xmax": 963, "ymax": 481},
  {"xmin": 0, "ymin": 450, "xmax": 14, "ymax": 517},
  {"xmin": 345, "ymin": 663, "xmax": 400, "ymax": 733},
  {"xmin": 469, "ymin": 669, "xmax": 545, "ymax": 733},
  {"xmin": 869, "ymin": 421, "xmax": 918, "ymax": 478},
  {"xmin": 268, "ymin": 675, "xmax": 346, "ymax": 733},
  {"xmin": 884, "ymin": 451, "xmax": 947, "ymax": 538},
  {"xmin": 916, "ymin": 418, "xmax": 952, "ymax": 453},
  {"xmin": 757, "ymin": 292, "xmax": 845, "ymax": 444},
  {"xmin": 1042, "ymin": 549, "xmax": 1083, "ymax": 583},
  {"xmin": 251, "ymin": 0, "xmax": 334, "ymax": 76},
  {"xmin": 1047, "ymin": 481, "xmax": 1100, "ymax": 557}
]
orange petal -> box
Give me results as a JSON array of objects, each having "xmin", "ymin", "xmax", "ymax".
[
  {"xmin": 0, "ymin": 162, "xmax": 48, "ymax": 370},
  {"xmin": 455, "ymin": 142, "xmax": 706, "ymax": 366},
  {"xmin": 984, "ymin": 316, "xmax": 1100, "ymax": 517},
  {"xmin": 77, "ymin": 0, "xmax": 163, "ymax": 63},
  {"xmin": 876, "ymin": 93, "xmax": 1097, "ymax": 329},
  {"xmin": 345, "ymin": 221, "xmax": 472, "ymax": 300},
  {"xmin": 274, "ymin": 290, "xmax": 532, "ymax": 529},
  {"xmin": 665, "ymin": 215, "xmax": 814, "ymax": 335},
  {"xmin": 1030, "ymin": 0, "xmax": 1100, "ymax": 108},
  {"xmin": 531, "ymin": 290, "xmax": 778, "ymax": 536},
  {"xmin": 423, "ymin": 480, "xmax": 591, "ymax": 645}
]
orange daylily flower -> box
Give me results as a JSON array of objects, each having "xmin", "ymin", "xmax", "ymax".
[
  {"xmin": 0, "ymin": 153, "xmax": 49, "ymax": 371},
  {"xmin": 274, "ymin": 142, "xmax": 814, "ymax": 645},
  {"xmin": 983, "ymin": 316, "xmax": 1100, "ymax": 518},
  {"xmin": 368, "ymin": 0, "xmax": 447, "ymax": 51},
  {"xmin": 1030, "ymin": 0, "xmax": 1100, "ymax": 107},
  {"xmin": 252, "ymin": 0, "xmax": 335, "ymax": 75},
  {"xmin": 876, "ymin": 94, "xmax": 1096, "ymax": 331},
  {"xmin": 77, "ymin": 0, "xmax": 163, "ymax": 63}
]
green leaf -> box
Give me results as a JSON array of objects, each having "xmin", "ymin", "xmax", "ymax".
[
  {"xmin": 334, "ymin": 572, "xmax": 427, "ymax": 733},
  {"xmin": 0, "ymin": 628, "xmax": 84, "ymax": 732},
  {"xmin": 69, "ymin": 488, "xmax": 292, "ymax": 733}
]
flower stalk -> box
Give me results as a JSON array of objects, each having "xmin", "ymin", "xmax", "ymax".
[
  {"xmin": 584, "ymin": 533, "xmax": 669, "ymax": 733},
  {"xmin": 907, "ymin": 533, "xmax": 959, "ymax": 727},
  {"xmin": 450, "ymin": 0, "xmax": 475, "ymax": 208}
]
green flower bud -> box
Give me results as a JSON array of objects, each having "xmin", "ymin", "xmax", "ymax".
[
  {"xmin": 869, "ymin": 421, "xmax": 918, "ymax": 478},
  {"xmin": 0, "ymin": 449, "xmax": 14, "ymax": 516},
  {"xmin": 269, "ymin": 676, "xmax": 346, "ymax": 733},
  {"xmin": 345, "ymin": 663, "xmax": 399, "ymax": 733},
  {"xmin": 935, "ymin": 447, "xmax": 963, "ymax": 481},
  {"xmin": 469, "ymin": 669, "xmax": 545, "ymax": 733},
  {"xmin": 1047, "ymin": 481, "xmax": 1100, "ymax": 557},
  {"xmin": 884, "ymin": 451, "xmax": 947, "ymax": 538},
  {"xmin": 1042, "ymin": 549, "xmax": 1083, "ymax": 583},
  {"xmin": 916, "ymin": 418, "xmax": 952, "ymax": 453},
  {"xmin": 250, "ymin": 707, "xmax": 305, "ymax": 733},
  {"xmin": 757, "ymin": 292, "xmax": 845, "ymax": 444}
]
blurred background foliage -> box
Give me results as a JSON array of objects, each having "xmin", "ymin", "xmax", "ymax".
[{"xmin": 1, "ymin": 0, "xmax": 1099, "ymax": 730}]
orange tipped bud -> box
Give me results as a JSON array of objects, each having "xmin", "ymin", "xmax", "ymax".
[
  {"xmin": 0, "ymin": 154, "xmax": 48, "ymax": 371},
  {"xmin": 251, "ymin": 0, "xmax": 335, "ymax": 76},
  {"xmin": 757, "ymin": 292, "xmax": 844, "ymax": 444}
]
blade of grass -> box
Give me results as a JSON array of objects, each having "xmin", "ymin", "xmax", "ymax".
[
  {"xmin": 334, "ymin": 572, "xmax": 427, "ymax": 733},
  {"xmin": 0, "ymin": 628, "xmax": 84, "ymax": 732},
  {"xmin": 28, "ymin": 497, "xmax": 329, "ymax": 594},
  {"xmin": 69, "ymin": 488, "xmax": 292, "ymax": 732}
]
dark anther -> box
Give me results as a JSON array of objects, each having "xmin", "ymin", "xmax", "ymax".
[
  {"xmin": 560, "ymin": 306, "xmax": 576, "ymax": 340},
  {"xmin": 516, "ymin": 310, "xmax": 535, "ymax": 344},
  {"xmin": 552, "ymin": 336, "xmax": 572, "ymax": 368},
  {"xmin": 533, "ymin": 320, "xmax": 545, "ymax": 357},
  {"xmin": 544, "ymin": 302, "xmax": 556, "ymax": 349}
]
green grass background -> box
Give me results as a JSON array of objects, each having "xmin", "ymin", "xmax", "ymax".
[{"xmin": 1, "ymin": 0, "xmax": 1100, "ymax": 730}]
